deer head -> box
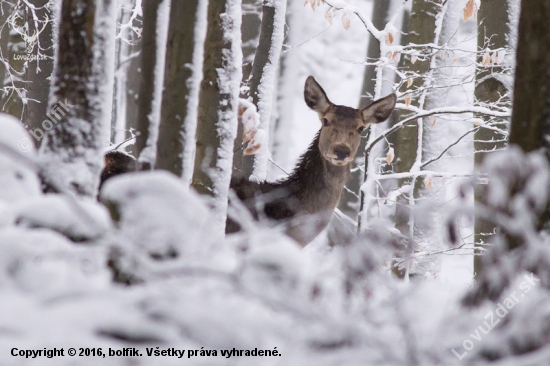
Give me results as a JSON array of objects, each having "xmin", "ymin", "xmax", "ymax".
[{"xmin": 304, "ymin": 76, "xmax": 396, "ymax": 167}]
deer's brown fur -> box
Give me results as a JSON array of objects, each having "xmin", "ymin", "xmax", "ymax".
[{"xmin": 229, "ymin": 76, "xmax": 396, "ymax": 246}]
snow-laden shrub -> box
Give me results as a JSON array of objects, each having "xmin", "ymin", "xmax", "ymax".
[
  {"xmin": 464, "ymin": 147, "xmax": 550, "ymax": 306},
  {"xmin": 6, "ymin": 195, "xmax": 112, "ymax": 241},
  {"xmin": 0, "ymin": 227, "xmax": 109, "ymax": 294},
  {"xmin": 99, "ymin": 171, "xmax": 218, "ymax": 284},
  {"xmin": 100, "ymin": 171, "xmax": 211, "ymax": 260},
  {"xmin": 452, "ymin": 147, "xmax": 550, "ymax": 362},
  {"xmin": 0, "ymin": 114, "xmax": 41, "ymax": 206}
]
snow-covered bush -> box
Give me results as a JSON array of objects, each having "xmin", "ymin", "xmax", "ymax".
[{"xmin": 0, "ymin": 114, "xmax": 41, "ymax": 206}]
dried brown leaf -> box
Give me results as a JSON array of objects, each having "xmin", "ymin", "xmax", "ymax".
[
  {"xmin": 325, "ymin": 7, "xmax": 333, "ymax": 25},
  {"xmin": 404, "ymin": 93, "xmax": 412, "ymax": 107},
  {"xmin": 482, "ymin": 51, "xmax": 491, "ymax": 67},
  {"xmin": 424, "ymin": 175, "xmax": 433, "ymax": 191},
  {"xmin": 385, "ymin": 32, "xmax": 394, "ymax": 45},
  {"xmin": 342, "ymin": 13, "xmax": 351, "ymax": 30},
  {"xmin": 243, "ymin": 143, "xmax": 262, "ymax": 156},
  {"xmin": 462, "ymin": 0, "xmax": 478, "ymax": 21},
  {"xmin": 243, "ymin": 127, "xmax": 257, "ymax": 143},
  {"xmin": 386, "ymin": 147, "xmax": 395, "ymax": 164},
  {"xmin": 430, "ymin": 115, "xmax": 437, "ymax": 127}
]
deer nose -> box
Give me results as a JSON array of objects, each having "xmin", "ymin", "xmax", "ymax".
[{"xmin": 333, "ymin": 145, "xmax": 351, "ymax": 160}]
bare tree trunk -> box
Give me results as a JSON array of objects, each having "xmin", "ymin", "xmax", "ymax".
[
  {"xmin": 39, "ymin": 0, "xmax": 116, "ymax": 196},
  {"xmin": 508, "ymin": 0, "xmax": 550, "ymax": 249},
  {"xmin": 124, "ymin": 37, "xmax": 141, "ymax": 145},
  {"xmin": 156, "ymin": 0, "xmax": 207, "ymax": 185},
  {"xmin": 473, "ymin": 0, "xmax": 511, "ymax": 277},
  {"xmin": 240, "ymin": 0, "xmax": 286, "ymax": 180},
  {"xmin": 192, "ymin": 0, "xmax": 242, "ymax": 234},
  {"xmin": 24, "ymin": 0, "xmax": 55, "ymax": 148},
  {"xmin": 241, "ymin": 0, "xmax": 262, "ymax": 81},
  {"xmin": 509, "ymin": 1, "xmax": 550, "ymax": 154},
  {"xmin": 134, "ymin": 0, "xmax": 169, "ymax": 170},
  {"xmin": 111, "ymin": 0, "xmax": 140, "ymax": 146},
  {"xmin": 392, "ymin": 0, "xmax": 444, "ymax": 277}
]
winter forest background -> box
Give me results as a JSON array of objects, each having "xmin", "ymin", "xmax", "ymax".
[{"xmin": 1, "ymin": 0, "xmax": 550, "ymax": 364}]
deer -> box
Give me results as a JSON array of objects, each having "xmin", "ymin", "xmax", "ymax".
[{"xmin": 228, "ymin": 76, "xmax": 396, "ymax": 246}]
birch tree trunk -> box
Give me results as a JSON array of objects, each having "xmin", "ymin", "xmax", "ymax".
[
  {"xmin": 39, "ymin": 0, "xmax": 116, "ymax": 196},
  {"xmin": 473, "ymin": 0, "xmax": 512, "ymax": 277},
  {"xmin": 192, "ymin": 0, "xmax": 242, "ymax": 235},
  {"xmin": 156, "ymin": 0, "xmax": 207, "ymax": 185},
  {"xmin": 134, "ymin": 0, "xmax": 169, "ymax": 170}
]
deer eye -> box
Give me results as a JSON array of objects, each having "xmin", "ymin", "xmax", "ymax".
[
  {"xmin": 357, "ymin": 126, "xmax": 365, "ymax": 133},
  {"xmin": 322, "ymin": 118, "xmax": 330, "ymax": 127}
]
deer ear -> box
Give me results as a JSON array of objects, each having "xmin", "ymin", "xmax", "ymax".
[
  {"xmin": 361, "ymin": 93, "xmax": 397, "ymax": 125},
  {"xmin": 304, "ymin": 76, "xmax": 332, "ymax": 114}
]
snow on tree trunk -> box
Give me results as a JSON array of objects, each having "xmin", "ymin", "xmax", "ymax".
[
  {"xmin": 192, "ymin": 0, "xmax": 242, "ymax": 235},
  {"xmin": 38, "ymin": 0, "xmax": 116, "ymax": 197},
  {"xmin": 134, "ymin": 0, "xmax": 169, "ymax": 170},
  {"xmin": 111, "ymin": 0, "xmax": 141, "ymax": 146},
  {"xmin": 270, "ymin": 0, "xmax": 300, "ymax": 177},
  {"xmin": 241, "ymin": 0, "xmax": 286, "ymax": 182},
  {"xmin": 23, "ymin": 0, "xmax": 55, "ymax": 149},
  {"xmin": 156, "ymin": 0, "xmax": 208, "ymax": 186}
]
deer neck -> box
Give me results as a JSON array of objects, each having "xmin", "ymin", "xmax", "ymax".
[{"xmin": 285, "ymin": 132, "xmax": 350, "ymax": 214}]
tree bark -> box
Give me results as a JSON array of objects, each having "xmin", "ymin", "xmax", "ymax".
[
  {"xmin": 135, "ymin": 0, "xmax": 167, "ymax": 170},
  {"xmin": 24, "ymin": 0, "xmax": 55, "ymax": 148},
  {"xmin": 473, "ymin": 0, "xmax": 511, "ymax": 277},
  {"xmin": 156, "ymin": 0, "xmax": 207, "ymax": 185},
  {"xmin": 39, "ymin": 0, "xmax": 116, "ymax": 196},
  {"xmin": 192, "ymin": 0, "xmax": 242, "ymax": 234},
  {"xmin": 508, "ymin": 0, "xmax": 550, "ymax": 249},
  {"xmin": 391, "ymin": 0, "xmax": 444, "ymax": 277},
  {"xmin": 509, "ymin": 1, "xmax": 550, "ymax": 154}
]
